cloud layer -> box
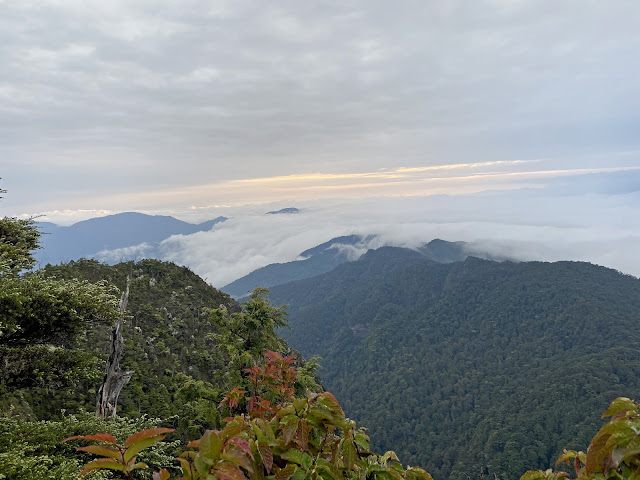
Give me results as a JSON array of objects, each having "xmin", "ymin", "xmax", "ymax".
[
  {"xmin": 2, "ymin": 1, "xmax": 640, "ymax": 215},
  {"xmin": 95, "ymin": 171, "xmax": 640, "ymax": 286}
]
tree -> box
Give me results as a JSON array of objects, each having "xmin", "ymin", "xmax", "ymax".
[
  {"xmin": 0, "ymin": 201, "xmax": 120, "ymax": 391},
  {"xmin": 208, "ymin": 287, "xmax": 289, "ymax": 376},
  {"xmin": 96, "ymin": 275, "xmax": 134, "ymax": 418}
]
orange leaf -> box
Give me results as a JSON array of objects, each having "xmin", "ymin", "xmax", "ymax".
[
  {"xmin": 79, "ymin": 458, "xmax": 126, "ymax": 477},
  {"xmin": 153, "ymin": 469, "xmax": 171, "ymax": 480},
  {"xmin": 76, "ymin": 444, "xmax": 122, "ymax": 460},
  {"xmin": 63, "ymin": 433, "xmax": 117, "ymax": 444},
  {"xmin": 124, "ymin": 428, "xmax": 174, "ymax": 448}
]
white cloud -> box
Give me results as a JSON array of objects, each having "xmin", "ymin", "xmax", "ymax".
[{"xmin": 94, "ymin": 175, "xmax": 640, "ymax": 286}]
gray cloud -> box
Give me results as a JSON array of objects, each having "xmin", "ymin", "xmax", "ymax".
[{"xmin": 2, "ymin": 1, "xmax": 640, "ymax": 214}]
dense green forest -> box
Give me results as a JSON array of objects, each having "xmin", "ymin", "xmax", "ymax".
[
  {"xmin": 0, "ymin": 211, "xmax": 317, "ymax": 478},
  {"xmin": 3, "ymin": 205, "xmax": 640, "ymax": 480},
  {"xmin": 269, "ymin": 247, "xmax": 640, "ymax": 479}
]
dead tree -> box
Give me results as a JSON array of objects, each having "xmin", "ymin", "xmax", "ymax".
[{"xmin": 96, "ymin": 275, "xmax": 134, "ymax": 418}]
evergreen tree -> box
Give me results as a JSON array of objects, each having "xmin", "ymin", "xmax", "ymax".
[{"xmin": 0, "ymin": 193, "xmax": 120, "ymax": 392}]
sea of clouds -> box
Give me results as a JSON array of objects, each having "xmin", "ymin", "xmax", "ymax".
[{"xmin": 95, "ymin": 172, "xmax": 640, "ymax": 287}]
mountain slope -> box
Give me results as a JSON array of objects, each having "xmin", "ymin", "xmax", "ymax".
[
  {"xmin": 35, "ymin": 212, "xmax": 226, "ymax": 266},
  {"xmin": 222, "ymin": 235, "xmax": 370, "ymax": 298},
  {"xmin": 222, "ymin": 237, "xmax": 472, "ymax": 298},
  {"xmin": 20, "ymin": 258, "xmax": 238, "ymax": 422},
  {"xmin": 268, "ymin": 249, "xmax": 640, "ymax": 479}
]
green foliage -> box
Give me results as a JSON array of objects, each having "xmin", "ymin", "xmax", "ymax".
[
  {"xmin": 71, "ymin": 352, "xmax": 434, "ymax": 480},
  {"xmin": 269, "ymin": 248, "xmax": 640, "ymax": 479},
  {"xmin": 0, "ymin": 216, "xmax": 40, "ymax": 273},
  {"xmin": 209, "ymin": 288, "xmax": 289, "ymax": 374},
  {"xmin": 7, "ymin": 258, "xmax": 321, "ymax": 446},
  {"xmin": 0, "ymin": 412, "xmax": 179, "ymax": 480},
  {"xmin": 0, "ymin": 274, "xmax": 119, "ymax": 345},
  {"xmin": 522, "ymin": 397, "xmax": 640, "ymax": 480},
  {"xmin": 28, "ymin": 258, "xmax": 239, "ymax": 422},
  {"xmin": 63, "ymin": 427, "xmax": 175, "ymax": 478},
  {"xmin": 0, "ymin": 215, "xmax": 120, "ymax": 391}
]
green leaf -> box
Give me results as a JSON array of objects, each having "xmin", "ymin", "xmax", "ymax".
[
  {"xmin": 586, "ymin": 432, "xmax": 611, "ymax": 475},
  {"xmin": 275, "ymin": 464, "xmax": 297, "ymax": 480},
  {"xmin": 354, "ymin": 433, "xmax": 369, "ymax": 451},
  {"xmin": 342, "ymin": 439, "xmax": 356, "ymax": 471},
  {"xmin": 177, "ymin": 457, "xmax": 195, "ymax": 479},
  {"xmin": 223, "ymin": 419, "xmax": 246, "ymax": 441},
  {"xmin": 124, "ymin": 435, "xmax": 168, "ymax": 462},
  {"xmin": 622, "ymin": 436, "xmax": 640, "ymax": 463},
  {"xmin": 519, "ymin": 472, "xmax": 547, "ymax": 480},
  {"xmin": 127, "ymin": 462, "xmax": 149, "ymax": 473},
  {"xmin": 76, "ymin": 444, "xmax": 122, "ymax": 460},
  {"xmin": 405, "ymin": 467, "xmax": 434, "ymax": 480},
  {"xmin": 317, "ymin": 462, "xmax": 345, "ymax": 480},
  {"xmin": 316, "ymin": 393, "xmax": 345, "ymax": 419},
  {"xmin": 195, "ymin": 453, "xmax": 213, "ymax": 476},
  {"xmin": 79, "ymin": 458, "xmax": 127, "ymax": 477},
  {"xmin": 124, "ymin": 428, "xmax": 174, "ymax": 448},
  {"xmin": 381, "ymin": 451, "xmax": 399, "ymax": 465},
  {"xmin": 200, "ymin": 430, "xmax": 223, "ymax": 462},
  {"xmin": 281, "ymin": 449, "xmax": 313, "ymax": 471},
  {"xmin": 603, "ymin": 398, "xmax": 638, "ymax": 419}
]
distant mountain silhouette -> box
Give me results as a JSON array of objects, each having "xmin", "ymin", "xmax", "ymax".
[
  {"xmin": 35, "ymin": 212, "xmax": 226, "ymax": 266},
  {"xmin": 266, "ymin": 207, "xmax": 299, "ymax": 214},
  {"xmin": 221, "ymin": 237, "xmax": 474, "ymax": 298}
]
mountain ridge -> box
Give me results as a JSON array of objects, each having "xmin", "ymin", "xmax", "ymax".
[
  {"xmin": 268, "ymin": 247, "xmax": 640, "ymax": 479},
  {"xmin": 35, "ymin": 212, "xmax": 227, "ymax": 266}
]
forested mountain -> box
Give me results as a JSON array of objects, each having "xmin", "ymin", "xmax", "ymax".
[
  {"xmin": 269, "ymin": 248, "xmax": 640, "ymax": 480},
  {"xmin": 35, "ymin": 212, "xmax": 226, "ymax": 266},
  {"xmin": 222, "ymin": 237, "xmax": 473, "ymax": 299},
  {"xmin": 222, "ymin": 235, "xmax": 370, "ymax": 298},
  {"xmin": 8, "ymin": 258, "xmax": 239, "ymax": 425}
]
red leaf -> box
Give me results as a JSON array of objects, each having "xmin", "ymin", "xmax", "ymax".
[
  {"xmin": 230, "ymin": 438, "xmax": 254, "ymax": 459},
  {"xmin": 63, "ymin": 433, "xmax": 118, "ymax": 444},
  {"xmin": 215, "ymin": 462, "xmax": 248, "ymax": 480},
  {"xmin": 153, "ymin": 469, "xmax": 171, "ymax": 480},
  {"xmin": 258, "ymin": 441, "xmax": 273, "ymax": 473}
]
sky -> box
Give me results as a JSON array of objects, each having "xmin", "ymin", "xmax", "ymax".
[{"xmin": 1, "ymin": 1, "xmax": 640, "ymax": 280}]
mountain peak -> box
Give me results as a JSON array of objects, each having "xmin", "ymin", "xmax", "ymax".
[{"xmin": 266, "ymin": 207, "xmax": 299, "ymax": 215}]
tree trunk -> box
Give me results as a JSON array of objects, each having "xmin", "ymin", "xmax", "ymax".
[{"xmin": 96, "ymin": 275, "xmax": 134, "ymax": 418}]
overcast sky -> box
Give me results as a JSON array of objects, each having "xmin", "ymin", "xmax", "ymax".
[
  {"xmin": 1, "ymin": 1, "xmax": 639, "ymax": 279},
  {"xmin": 1, "ymin": 0, "xmax": 639, "ymax": 219}
]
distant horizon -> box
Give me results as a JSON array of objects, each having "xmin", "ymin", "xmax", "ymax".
[{"xmin": 2, "ymin": 1, "xmax": 639, "ymax": 284}]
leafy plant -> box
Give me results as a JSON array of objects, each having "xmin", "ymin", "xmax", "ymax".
[
  {"xmin": 70, "ymin": 351, "xmax": 434, "ymax": 480},
  {"xmin": 521, "ymin": 397, "xmax": 640, "ymax": 480},
  {"xmin": 63, "ymin": 428, "xmax": 175, "ymax": 478}
]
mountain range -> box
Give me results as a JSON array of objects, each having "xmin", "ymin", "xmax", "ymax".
[
  {"xmin": 222, "ymin": 237, "xmax": 477, "ymax": 298},
  {"xmin": 268, "ymin": 246, "xmax": 640, "ymax": 479},
  {"xmin": 35, "ymin": 212, "xmax": 226, "ymax": 266}
]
